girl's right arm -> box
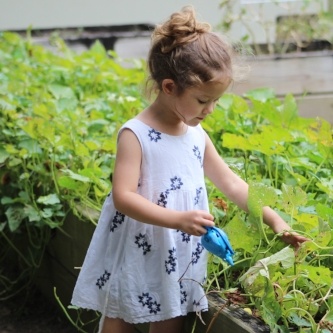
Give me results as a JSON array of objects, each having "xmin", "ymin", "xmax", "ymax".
[{"xmin": 111, "ymin": 129, "xmax": 214, "ymax": 236}]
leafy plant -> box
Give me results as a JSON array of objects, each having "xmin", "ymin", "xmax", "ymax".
[
  {"xmin": 203, "ymin": 89, "xmax": 333, "ymax": 332},
  {"xmin": 0, "ymin": 31, "xmax": 146, "ymax": 299},
  {"xmin": 218, "ymin": 0, "xmax": 333, "ymax": 55}
]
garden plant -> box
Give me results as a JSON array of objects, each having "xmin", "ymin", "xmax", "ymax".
[
  {"xmin": 218, "ymin": 0, "xmax": 333, "ymax": 55},
  {"xmin": 0, "ymin": 31, "xmax": 332, "ymax": 333}
]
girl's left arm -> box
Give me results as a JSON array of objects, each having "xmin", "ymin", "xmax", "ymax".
[{"xmin": 203, "ymin": 132, "xmax": 308, "ymax": 247}]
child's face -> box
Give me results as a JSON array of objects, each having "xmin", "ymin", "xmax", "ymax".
[{"xmin": 173, "ymin": 77, "xmax": 230, "ymax": 126}]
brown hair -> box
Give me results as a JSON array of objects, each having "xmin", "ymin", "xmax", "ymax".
[{"xmin": 145, "ymin": 6, "xmax": 235, "ymax": 97}]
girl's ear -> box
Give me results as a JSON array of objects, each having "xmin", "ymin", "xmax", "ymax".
[{"xmin": 161, "ymin": 79, "xmax": 177, "ymax": 95}]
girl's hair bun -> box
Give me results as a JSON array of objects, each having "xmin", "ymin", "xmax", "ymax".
[{"xmin": 153, "ymin": 6, "xmax": 211, "ymax": 53}]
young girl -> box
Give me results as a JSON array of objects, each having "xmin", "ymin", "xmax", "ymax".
[{"xmin": 71, "ymin": 6, "xmax": 308, "ymax": 333}]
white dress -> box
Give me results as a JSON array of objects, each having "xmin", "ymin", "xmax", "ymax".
[{"xmin": 71, "ymin": 118, "xmax": 209, "ymax": 324}]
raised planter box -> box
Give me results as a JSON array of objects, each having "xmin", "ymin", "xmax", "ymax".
[
  {"xmin": 136, "ymin": 293, "xmax": 270, "ymax": 333},
  {"xmin": 35, "ymin": 213, "xmax": 270, "ymax": 333},
  {"xmin": 231, "ymin": 51, "xmax": 333, "ymax": 124}
]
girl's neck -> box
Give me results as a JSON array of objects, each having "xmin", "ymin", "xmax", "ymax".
[{"xmin": 137, "ymin": 97, "xmax": 188, "ymax": 136}]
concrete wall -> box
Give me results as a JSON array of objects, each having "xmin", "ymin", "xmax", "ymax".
[
  {"xmin": 0, "ymin": 0, "xmax": 329, "ymax": 44},
  {"xmin": 0, "ymin": 0, "xmax": 221, "ymax": 30}
]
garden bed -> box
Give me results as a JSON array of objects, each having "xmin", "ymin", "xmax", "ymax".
[{"xmin": 1, "ymin": 31, "xmax": 332, "ymax": 333}]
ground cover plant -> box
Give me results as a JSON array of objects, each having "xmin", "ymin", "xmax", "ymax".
[{"xmin": 0, "ymin": 32, "xmax": 332, "ymax": 333}]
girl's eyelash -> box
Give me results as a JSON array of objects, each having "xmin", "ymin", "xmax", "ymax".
[{"xmin": 198, "ymin": 99, "xmax": 219, "ymax": 104}]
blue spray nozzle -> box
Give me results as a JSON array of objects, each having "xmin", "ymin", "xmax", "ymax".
[{"xmin": 201, "ymin": 226, "xmax": 235, "ymax": 266}]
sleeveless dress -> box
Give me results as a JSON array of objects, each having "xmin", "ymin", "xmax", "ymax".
[{"xmin": 71, "ymin": 118, "xmax": 210, "ymax": 324}]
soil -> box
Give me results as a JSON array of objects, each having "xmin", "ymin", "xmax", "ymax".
[{"xmin": 0, "ymin": 287, "xmax": 79, "ymax": 333}]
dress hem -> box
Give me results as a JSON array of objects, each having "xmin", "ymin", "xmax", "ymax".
[{"xmin": 71, "ymin": 299, "xmax": 208, "ymax": 324}]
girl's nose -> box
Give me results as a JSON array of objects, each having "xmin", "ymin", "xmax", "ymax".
[{"xmin": 203, "ymin": 102, "xmax": 215, "ymax": 115}]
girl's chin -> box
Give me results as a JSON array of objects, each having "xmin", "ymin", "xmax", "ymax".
[{"xmin": 187, "ymin": 118, "xmax": 203, "ymax": 126}]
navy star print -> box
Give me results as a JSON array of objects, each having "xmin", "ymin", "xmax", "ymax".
[
  {"xmin": 194, "ymin": 187, "xmax": 203, "ymax": 205},
  {"xmin": 193, "ymin": 145, "xmax": 203, "ymax": 167},
  {"xmin": 110, "ymin": 211, "xmax": 125, "ymax": 232},
  {"xmin": 180, "ymin": 281, "xmax": 188, "ymax": 304},
  {"xmin": 96, "ymin": 270, "xmax": 111, "ymax": 289},
  {"xmin": 138, "ymin": 292, "xmax": 161, "ymax": 314},
  {"xmin": 170, "ymin": 176, "xmax": 183, "ymax": 190},
  {"xmin": 135, "ymin": 233, "xmax": 152, "ymax": 255},
  {"xmin": 148, "ymin": 128, "xmax": 162, "ymax": 142},
  {"xmin": 157, "ymin": 189, "xmax": 170, "ymax": 207},
  {"xmin": 177, "ymin": 230, "xmax": 191, "ymax": 243},
  {"xmin": 165, "ymin": 247, "xmax": 177, "ymax": 274},
  {"xmin": 191, "ymin": 242, "xmax": 204, "ymax": 265}
]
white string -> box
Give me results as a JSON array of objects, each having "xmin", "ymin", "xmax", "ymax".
[{"xmin": 97, "ymin": 276, "xmax": 113, "ymax": 333}]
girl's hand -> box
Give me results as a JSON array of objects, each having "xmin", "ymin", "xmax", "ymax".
[
  {"xmin": 281, "ymin": 231, "xmax": 309, "ymax": 249},
  {"xmin": 179, "ymin": 210, "xmax": 215, "ymax": 236}
]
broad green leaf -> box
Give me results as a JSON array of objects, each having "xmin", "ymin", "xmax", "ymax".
[
  {"xmin": 23, "ymin": 205, "xmax": 41, "ymax": 222},
  {"xmin": 5, "ymin": 206, "xmax": 24, "ymax": 232},
  {"xmin": 230, "ymin": 94, "xmax": 249, "ymax": 114},
  {"xmin": 316, "ymin": 178, "xmax": 333, "ymax": 197},
  {"xmin": 57, "ymin": 176, "xmax": 79, "ymax": 190},
  {"xmin": 18, "ymin": 139, "xmax": 42, "ymax": 154},
  {"xmin": 316, "ymin": 203, "xmax": 333, "ymax": 221},
  {"xmin": 288, "ymin": 313, "xmax": 312, "ymax": 327},
  {"xmin": 240, "ymin": 247, "xmax": 295, "ymax": 286},
  {"xmin": 48, "ymin": 84, "xmax": 76, "ymax": 100},
  {"xmin": 36, "ymin": 193, "xmax": 60, "ymax": 205},
  {"xmin": 297, "ymin": 264, "xmax": 331, "ymax": 286},
  {"xmin": 293, "ymin": 213, "xmax": 318, "ymax": 230},
  {"xmin": 0, "ymin": 148, "xmax": 10, "ymax": 163},
  {"xmin": 244, "ymin": 87, "xmax": 276, "ymax": 102},
  {"xmin": 222, "ymin": 133, "xmax": 253, "ymax": 151},
  {"xmin": 224, "ymin": 213, "xmax": 259, "ymax": 253},
  {"xmin": 248, "ymin": 182, "xmax": 277, "ymax": 217},
  {"xmin": 261, "ymin": 283, "xmax": 282, "ymax": 328},
  {"xmin": 281, "ymin": 184, "xmax": 307, "ymax": 214},
  {"xmin": 278, "ymin": 94, "xmax": 298, "ymax": 125},
  {"xmin": 61, "ymin": 169, "xmax": 91, "ymax": 182},
  {"xmin": 8, "ymin": 157, "xmax": 22, "ymax": 167}
]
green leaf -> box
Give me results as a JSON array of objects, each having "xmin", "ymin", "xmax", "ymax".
[
  {"xmin": 0, "ymin": 147, "xmax": 10, "ymax": 163},
  {"xmin": 23, "ymin": 205, "xmax": 41, "ymax": 222},
  {"xmin": 288, "ymin": 313, "xmax": 312, "ymax": 327},
  {"xmin": 47, "ymin": 84, "xmax": 76, "ymax": 99},
  {"xmin": 36, "ymin": 194, "xmax": 60, "ymax": 205},
  {"xmin": 61, "ymin": 169, "xmax": 91, "ymax": 183},
  {"xmin": 261, "ymin": 283, "xmax": 282, "ymax": 328},
  {"xmin": 18, "ymin": 139, "xmax": 42, "ymax": 154},
  {"xmin": 298, "ymin": 264, "xmax": 332, "ymax": 286},
  {"xmin": 224, "ymin": 213, "xmax": 259, "ymax": 253},
  {"xmin": 5, "ymin": 206, "xmax": 24, "ymax": 232},
  {"xmin": 244, "ymin": 88, "xmax": 276, "ymax": 102},
  {"xmin": 281, "ymin": 184, "xmax": 307, "ymax": 214},
  {"xmin": 248, "ymin": 182, "xmax": 277, "ymax": 217},
  {"xmin": 239, "ymin": 247, "xmax": 295, "ymax": 286},
  {"xmin": 57, "ymin": 176, "xmax": 79, "ymax": 190}
]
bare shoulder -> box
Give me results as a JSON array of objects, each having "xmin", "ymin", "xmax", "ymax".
[{"xmin": 117, "ymin": 127, "xmax": 142, "ymax": 156}]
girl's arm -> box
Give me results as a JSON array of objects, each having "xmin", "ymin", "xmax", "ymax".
[
  {"xmin": 203, "ymin": 132, "xmax": 308, "ymax": 247},
  {"xmin": 111, "ymin": 129, "xmax": 214, "ymax": 236}
]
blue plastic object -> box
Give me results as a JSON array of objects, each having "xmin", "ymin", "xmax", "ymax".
[{"xmin": 201, "ymin": 227, "xmax": 235, "ymax": 265}]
